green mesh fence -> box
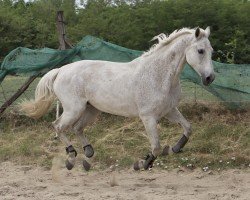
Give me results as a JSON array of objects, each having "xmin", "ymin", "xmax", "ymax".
[
  {"xmin": 0, "ymin": 35, "xmax": 141, "ymax": 81},
  {"xmin": 0, "ymin": 35, "xmax": 249, "ymax": 108}
]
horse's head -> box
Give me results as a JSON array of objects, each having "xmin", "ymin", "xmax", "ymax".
[{"xmin": 185, "ymin": 27, "xmax": 215, "ymax": 86}]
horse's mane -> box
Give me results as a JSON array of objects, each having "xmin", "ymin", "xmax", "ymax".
[{"xmin": 143, "ymin": 28, "xmax": 194, "ymax": 57}]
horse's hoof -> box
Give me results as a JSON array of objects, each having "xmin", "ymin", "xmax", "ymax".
[
  {"xmin": 133, "ymin": 161, "xmax": 140, "ymax": 171},
  {"xmin": 162, "ymin": 145, "xmax": 171, "ymax": 156},
  {"xmin": 83, "ymin": 144, "xmax": 94, "ymax": 158},
  {"xmin": 83, "ymin": 160, "xmax": 91, "ymax": 171},
  {"xmin": 54, "ymin": 136, "xmax": 59, "ymax": 140},
  {"xmin": 65, "ymin": 160, "xmax": 74, "ymax": 170},
  {"xmin": 143, "ymin": 153, "xmax": 156, "ymax": 170}
]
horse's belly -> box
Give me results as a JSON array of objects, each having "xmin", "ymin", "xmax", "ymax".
[
  {"xmin": 85, "ymin": 83, "xmax": 138, "ymax": 117},
  {"xmin": 79, "ymin": 62, "xmax": 138, "ymax": 117},
  {"xmin": 88, "ymin": 98, "xmax": 138, "ymax": 117}
]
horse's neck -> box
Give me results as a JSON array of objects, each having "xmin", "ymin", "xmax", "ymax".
[{"xmin": 141, "ymin": 34, "xmax": 192, "ymax": 86}]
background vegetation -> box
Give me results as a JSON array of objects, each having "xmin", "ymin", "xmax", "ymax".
[
  {"xmin": 0, "ymin": 103, "xmax": 249, "ymax": 170},
  {"xmin": 0, "ymin": 0, "xmax": 249, "ymax": 64},
  {"xmin": 0, "ymin": 0, "xmax": 249, "ymax": 171}
]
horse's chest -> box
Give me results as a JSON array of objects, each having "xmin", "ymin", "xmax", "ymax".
[
  {"xmin": 137, "ymin": 84, "xmax": 181, "ymax": 118},
  {"xmin": 164, "ymin": 86, "xmax": 181, "ymax": 110}
]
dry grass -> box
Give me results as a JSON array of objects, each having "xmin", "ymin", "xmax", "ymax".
[{"xmin": 0, "ymin": 103, "xmax": 249, "ymax": 171}]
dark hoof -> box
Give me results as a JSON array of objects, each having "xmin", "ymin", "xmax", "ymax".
[
  {"xmin": 84, "ymin": 144, "xmax": 94, "ymax": 158},
  {"xmin": 172, "ymin": 134, "xmax": 188, "ymax": 153},
  {"xmin": 83, "ymin": 160, "xmax": 91, "ymax": 171},
  {"xmin": 133, "ymin": 161, "xmax": 140, "ymax": 171},
  {"xmin": 65, "ymin": 160, "xmax": 74, "ymax": 170},
  {"xmin": 54, "ymin": 136, "xmax": 59, "ymax": 140},
  {"xmin": 172, "ymin": 147, "xmax": 183, "ymax": 154},
  {"xmin": 143, "ymin": 153, "xmax": 156, "ymax": 170},
  {"xmin": 66, "ymin": 145, "xmax": 77, "ymax": 157},
  {"xmin": 162, "ymin": 145, "xmax": 171, "ymax": 156}
]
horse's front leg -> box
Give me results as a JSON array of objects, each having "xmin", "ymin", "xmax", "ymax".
[
  {"xmin": 134, "ymin": 115, "xmax": 161, "ymax": 170},
  {"xmin": 162, "ymin": 107, "xmax": 192, "ymax": 155}
]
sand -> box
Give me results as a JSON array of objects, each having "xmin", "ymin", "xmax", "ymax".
[{"xmin": 0, "ymin": 161, "xmax": 249, "ymax": 200}]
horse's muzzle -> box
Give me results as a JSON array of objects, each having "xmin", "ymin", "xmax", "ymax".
[{"xmin": 202, "ymin": 73, "xmax": 215, "ymax": 86}]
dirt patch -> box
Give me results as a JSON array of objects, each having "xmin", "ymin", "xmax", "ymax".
[{"xmin": 0, "ymin": 161, "xmax": 249, "ymax": 200}]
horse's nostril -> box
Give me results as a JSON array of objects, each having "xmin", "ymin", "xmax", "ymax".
[
  {"xmin": 206, "ymin": 76, "xmax": 211, "ymax": 83},
  {"xmin": 204, "ymin": 74, "xmax": 215, "ymax": 85}
]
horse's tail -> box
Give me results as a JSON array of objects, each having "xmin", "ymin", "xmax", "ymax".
[{"xmin": 19, "ymin": 68, "xmax": 59, "ymax": 119}]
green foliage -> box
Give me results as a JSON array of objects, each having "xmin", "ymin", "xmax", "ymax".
[{"xmin": 0, "ymin": 0, "xmax": 249, "ymax": 63}]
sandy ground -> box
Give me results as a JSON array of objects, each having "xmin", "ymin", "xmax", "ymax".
[{"xmin": 0, "ymin": 161, "xmax": 249, "ymax": 200}]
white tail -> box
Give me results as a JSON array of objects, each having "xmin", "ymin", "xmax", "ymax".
[{"xmin": 19, "ymin": 68, "xmax": 60, "ymax": 119}]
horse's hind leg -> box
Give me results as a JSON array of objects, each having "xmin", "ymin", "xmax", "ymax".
[
  {"xmin": 72, "ymin": 104, "xmax": 100, "ymax": 171},
  {"xmin": 53, "ymin": 102, "xmax": 87, "ymax": 170},
  {"xmin": 73, "ymin": 104, "xmax": 100, "ymax": 158},
  {"xmin": 162, "ymin": 107, "xmax": 192, "ymax": 156}
]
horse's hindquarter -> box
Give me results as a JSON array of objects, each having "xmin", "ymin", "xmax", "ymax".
[{"xmin": 81, "ymin": 61, "xmax": 138, "ymax": 117}]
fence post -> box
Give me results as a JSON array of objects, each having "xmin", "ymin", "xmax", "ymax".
[{"xmin": 56, "ymin": 11, "xmax": 73, "ymax": 50}]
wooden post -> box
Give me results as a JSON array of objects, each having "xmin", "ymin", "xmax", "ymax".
[
  {"xmin": 56, "ymin": 11, "xmax": 73, "ymax": 50},
  {"xmin": 56, "ymin": 11, "xmax": 66, "ymax": 50},
  {"xmin": 55, "ymin": 11, "xmax": 72, "ymax": 138}
]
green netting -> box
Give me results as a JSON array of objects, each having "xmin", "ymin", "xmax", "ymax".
[
  {"xmin": 181, "ymin": 62, "xmax": 250, "ymax": 108},
  {"xmin": 0, "ymin": 35, "xmax": 249, "ymax": 108}
]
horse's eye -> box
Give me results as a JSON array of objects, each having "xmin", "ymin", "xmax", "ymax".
[{"xmin": 198, "ymin": 49, "xmax": 205, "ymax": 54}]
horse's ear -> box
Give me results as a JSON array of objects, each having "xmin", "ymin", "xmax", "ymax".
[
  {"xmin": 205, "ymin": 26, "xmax": 210, "ymax": 37},
  {"xmin": 195, "ymin": 27, "xmax": 200, "ymax": 38}
]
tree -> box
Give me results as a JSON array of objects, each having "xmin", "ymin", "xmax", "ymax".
[{"xmin": 0, "ymin": 0, "xmax": 249, "ymax": 63}]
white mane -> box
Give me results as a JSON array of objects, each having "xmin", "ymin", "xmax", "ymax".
[{"xmin": 143, "ymin": 28, "xmax": 194, "ymax": 56}]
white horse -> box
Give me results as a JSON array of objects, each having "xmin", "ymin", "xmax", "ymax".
[{"xmin": 20, "ymin": 27, "xmax": 215, "ymax": 170}]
